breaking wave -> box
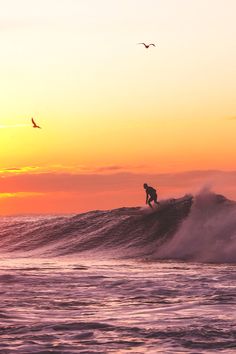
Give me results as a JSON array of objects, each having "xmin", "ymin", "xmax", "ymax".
[{"xmin": 0, "ymin": 190, "xmax": 236, "ymax": 263}]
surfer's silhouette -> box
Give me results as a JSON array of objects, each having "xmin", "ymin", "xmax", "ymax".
[{"xmin": 143, "ymin": 183, "xmax": 159, "ymax": 208}]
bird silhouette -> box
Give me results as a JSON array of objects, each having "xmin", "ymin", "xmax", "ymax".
[
  {"xmin": 31, "ymin": 118, "xmax": 41, "ymax": 129},
  {"xmin": 138, "ymin": 43, "xmax": 156, "ymax": 49}
]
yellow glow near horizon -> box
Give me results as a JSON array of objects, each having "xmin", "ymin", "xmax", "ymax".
[{"xmin": 0, "ymin": 192, "xmax": 44, "ymax": 199}]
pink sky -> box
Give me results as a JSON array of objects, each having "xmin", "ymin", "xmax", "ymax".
[{"xmin": 1, "ymin": 169, "xmax": 236, "ymax": 214}]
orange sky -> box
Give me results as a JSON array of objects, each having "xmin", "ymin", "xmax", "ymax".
[{"xmin": 0, "ymin": 0, "xmax": 236, "ymax": 214}]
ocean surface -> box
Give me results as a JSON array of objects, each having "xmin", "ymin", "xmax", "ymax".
[{"xmin": 0, "ymin": 191, "xmax": 235, "ymax": 353}]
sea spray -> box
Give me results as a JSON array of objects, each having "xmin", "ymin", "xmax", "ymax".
[{"xmin": 156, "ymin": 189, "xmax": 236, "ymax": 262}]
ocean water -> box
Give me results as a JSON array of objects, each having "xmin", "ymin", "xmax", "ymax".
[{"xmin": 0, "ymin": 191, "xmax": 235, "ymax": 353}]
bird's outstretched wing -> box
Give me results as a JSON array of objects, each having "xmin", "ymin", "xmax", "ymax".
[
  {"xmin": 150, "ymin": 43, "xmax": 156, "ymax": 47},
  {"xmin": 31, "ymin": 117, "xmax": 41, "ymax": 128},
  {"xmin": 138, "ymin": 43, "xmax": 146, "ymax": 46}
]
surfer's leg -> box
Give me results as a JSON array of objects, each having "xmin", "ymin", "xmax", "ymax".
[
  {"xmin": 148, "ymin": 197, "xmax": 153, "ymax": 208},
  {"xmin": 153, "ymin": 194, "xmax": 159, "ymax": 205}
]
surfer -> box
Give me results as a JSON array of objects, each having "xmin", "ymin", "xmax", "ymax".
[{"xmin": 143, "ymin": 183, "xmax": 159, "ymax": 208}]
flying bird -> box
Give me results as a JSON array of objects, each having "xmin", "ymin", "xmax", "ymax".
[
  {"xmin": 138, "ymin": 43, "xmax": 156, "ymax": 49},
  {"xmin": 31, "ymin": 118, "xmax": 41, "ymax": 129}
]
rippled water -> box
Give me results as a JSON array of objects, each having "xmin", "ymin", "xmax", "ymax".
[{"xmin": 0, "ymin": 258, "xmax": 235, "ymax": 353}]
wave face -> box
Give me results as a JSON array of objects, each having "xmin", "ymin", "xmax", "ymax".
[{"xmin": 0, "ymin": 191, "xmax": 236, "ymax": 263}]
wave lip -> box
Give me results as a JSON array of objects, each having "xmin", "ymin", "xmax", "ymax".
[
  {"xmin": 155, "ymin": 191, "xmax": 236, "ymax": 263},
  {"xmin": 0, "ymin": 191, "xmax": 235, "ymax": 263}
]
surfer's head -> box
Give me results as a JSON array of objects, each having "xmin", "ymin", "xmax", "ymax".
[{"xmin": 143, "ymin": 183, "xmax": 148, "ymax": 189}]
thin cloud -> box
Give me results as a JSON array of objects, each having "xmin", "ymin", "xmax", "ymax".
[
  {"xmin": 1, "ymin": 167, "xmax": 22, "ymax": 171},
  {"xmin": 0, "ymin": 166, "xmax": 40, "ymax": 175},
  {"xmin": 37, "ymin": 164, "xmax": 147, "ymax": 174},
  {"xmin": 0, "ymin": 192, "xmax": 44, "ymax": 199},
  {"xmin": 94, "ymin": 164, "xmax": 147, "ymax": 172},
  {"xmin": 76, "ymin": 164, "xmax": 147, "ymax": 173},
  {"xmin": 94, "ymin": 165, "xmax": 127, "ymax": 172},
  {"xmin": 0, "ymin": 165, "xmax": 128, "ymax": 176}
]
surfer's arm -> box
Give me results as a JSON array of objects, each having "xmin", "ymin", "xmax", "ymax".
[{"xmin": 145, "ymin": 192, "xmax": 148, "ymax": 204}]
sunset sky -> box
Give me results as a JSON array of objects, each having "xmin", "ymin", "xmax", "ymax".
[{"xmin": 1, "ymin": 0, "xmax": 236, "ymax": 214}]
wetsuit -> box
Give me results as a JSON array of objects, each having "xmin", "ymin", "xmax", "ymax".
[{"xmin": 146, "ymin": 186, "xmax": 158, "ymax": 208}]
